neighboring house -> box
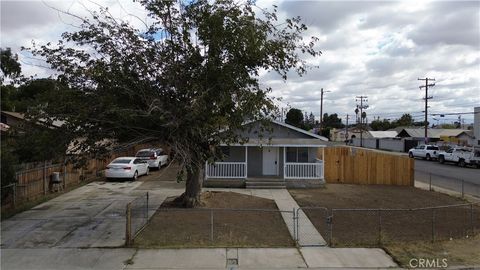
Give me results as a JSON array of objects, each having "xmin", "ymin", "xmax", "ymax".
[
  {"xmin": 396, "ymin": 128, "xmax": 469, "ymax": 143},
  {"xmin": 1, "ymin": 111, "xmax": 27, "ymax": 130},
  {"xmin": 204, "ymin": 120, "xmax": 329, "ymax": 188},
  {"xmin": 330, "ymin": 127, "xmax": 364, "ymax": 142},
  {"xmin": 1, "ymin": 111, "xmax": 64, "ymax": 131}
]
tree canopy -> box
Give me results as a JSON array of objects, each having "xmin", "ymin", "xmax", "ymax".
[
  {"xmin": 27, "ymin": 0, "xmax": 321, "ymax": 206},
  {"xmin": 285, "ymin": 108, "xmax": 304, "ymax": 128}
]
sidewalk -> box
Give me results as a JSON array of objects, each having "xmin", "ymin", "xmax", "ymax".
[{"xmin": 1, "ymin": 247, "xmax": 398, "ymax": 269}]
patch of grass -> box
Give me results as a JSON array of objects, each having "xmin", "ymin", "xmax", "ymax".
[{"xmin": 384, "ymin": 235, "xmax": 480, "ymax": 268}]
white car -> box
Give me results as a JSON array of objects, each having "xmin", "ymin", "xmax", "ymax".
[
  {"xmin": 135, "ymin": 148, "xmax": 169, "ymax": 169},
  {"xmin": 105, "ymin": 157, "xmax": 149, "ymax": 181},
  {"xmin": 408, "ymin": 144, "xmax": 440, "ymax": 161}
]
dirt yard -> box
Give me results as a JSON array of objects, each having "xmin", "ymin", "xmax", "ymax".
[
  {"xmin": 290, "ymin": 184, "xmax": 480, "ymax": 247},
  {"xmin": 384, "ymin": 235, "xmax": 480, "ymax": 268},
  {"xmin": 134, "ymin": 191, "xmax": 294, "ymax": 248}
]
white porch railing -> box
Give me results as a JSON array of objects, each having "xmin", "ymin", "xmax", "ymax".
[
  {"xmin": 205, "ymin": 162, "xmax": 247, "ymax": 179},
  {"xmin": 284, "ymin": 161, "xmax": 324, "ymax": 179}
]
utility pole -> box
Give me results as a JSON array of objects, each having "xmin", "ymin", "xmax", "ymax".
[
  {"xmin": 418, "ymin": 78, "xmax": 435, "ymax": 144},
  {"xmin": 319, "ymin": 88, "xmax": 331, "ymax": 129},
  {"xmin": 356, "ymin": 96, "xmax": 368, "ymax": 147}
]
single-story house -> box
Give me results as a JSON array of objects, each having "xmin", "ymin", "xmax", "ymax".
[
  {"xmin": 204, "ymin": 120, "xmax": 329, "ymax": 189},
  {"xmin": 396, "ymin": 128, "xmax": 469, "ymax": 142}
]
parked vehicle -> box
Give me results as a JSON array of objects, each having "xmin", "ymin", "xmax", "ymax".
[
  {"xmin": 135, "ymin": 148, "xmax": 169, "ymax": 169},
  {"xmin": 438, "ymin": 147, "xmax": 480, "ymax": 168},
  {"xmin": 408, "ymin": 144, "xmax": 440, "ymax": 161},
  {"xmin": 105, "ymin": 157, "xmax": 149, "ymax": 181}
]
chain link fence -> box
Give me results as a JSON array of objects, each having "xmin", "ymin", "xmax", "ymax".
[
  {"xmin": 415, "ymin": 169, "xmax": 480, "ymax": 198},
  {"xmin": 298, "ymin": 203, "xmax": 480, "ymax": 247},
  {"xmin": 127, "ymin": 207, "xmax": 295, "ymax": 247},
  {"xmin": 125, "ymin": 192, "xmax": 149, "ymax": 246}
]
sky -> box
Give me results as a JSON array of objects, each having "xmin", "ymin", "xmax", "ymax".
[{"xmin": 1, "ymin": 0, "xmax": 479, "ymax": 125}]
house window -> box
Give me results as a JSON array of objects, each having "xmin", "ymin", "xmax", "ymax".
[
  {"xmin": 286, "ymin": 147, "xmax": 309, "ymax": 163},
  {"xmin": 286, "ymin": 148, "xmax": 297, "ymax": 162},
  {"xmin": 298, "ymin": 148, "xmax": 308, "ymax": 162}
]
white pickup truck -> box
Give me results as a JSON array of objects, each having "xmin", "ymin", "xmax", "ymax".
[
  {"xmin": 437, "ymin": 147, "xmax": 480, "ymax": 168},
  {"xmin": 408, "ymin": 144, "xmax": 440, "ymax": 161}
]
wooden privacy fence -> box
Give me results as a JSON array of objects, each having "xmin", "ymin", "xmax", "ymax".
[
  {"xmin": 2, "ymin": 144, "xmax": 153, "ymax": 210},
  {"xmin": 319, "ymin": 146, "xmax": 414, "ymax": 186}
]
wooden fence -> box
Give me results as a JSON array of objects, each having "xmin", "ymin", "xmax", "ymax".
[
  {"xmin": 1, "ymin": 144, "xmax": 153, "ymax": 210},
  {"xmin": 319, "ymin": 146, "xmax": 414, "ymax": 186}
]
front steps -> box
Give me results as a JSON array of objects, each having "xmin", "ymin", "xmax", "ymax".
[{"xmin": 245, "ymin": 178, "xmax": 286, "ymax": 189}]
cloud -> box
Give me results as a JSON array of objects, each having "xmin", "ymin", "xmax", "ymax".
[
  {"xmin": 1, "ymin": 0, "xmax": 479, "ymax": 124},
  {"xmin": 279, "ymin": 1, "xmax": 392, "ymax": 33},
  {"xmin": 0, "ymin": 1, "xmax": 59, "ymax": 33}
]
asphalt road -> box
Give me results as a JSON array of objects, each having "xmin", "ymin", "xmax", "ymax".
[{"xmin": 414, "ymin": 159, "xmax": 480, "ymax": 197}]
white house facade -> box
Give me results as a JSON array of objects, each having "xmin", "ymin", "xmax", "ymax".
[{"xmin": 204, "ymin": 120, "xmax": 329, "ymax": 188}]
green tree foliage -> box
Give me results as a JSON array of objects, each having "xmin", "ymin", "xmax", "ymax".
[
  {"xmin": 285, "ymin": 108, "xmax": 304, "ymax": 128},
  {"xmin": 1, "ymin": 47, "xmax": 22, "ymax": 111},
  {"xmin": 322, "ymin": 113, "xmax": 344, "ymax": 129},
  {"xmin": 370, "ymin": 118, "xmax": 392, "ymax": 131},
  {"xmin": 27, "ymin": 0, "xmax": 320, "ymax": 206},
  {"xmin": 394, "ymin": 114, "xmax": 414, "ymax": 127},
  {"xmin": 0, "ymin": 48, "xmax": 21, "ymax": 81}
]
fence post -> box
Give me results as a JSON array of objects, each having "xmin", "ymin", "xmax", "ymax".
[
  {"xmin": 125, "ymin": 203, "xmax": 132, "ymax": 246},
  {"xmin": 13, "ymin": 183, "xmax": 17, "ymax": 208},
  {"xmin": 329, "ymin": 210, "xmax": 334, "ymax": 247},
  {"xmin": 293, "ymin": 208, "xmax": 297, "ymax": 243},
  {"xmin": 431, "ymin": 208, "xmax": 435, "ymax": 242},
  {"xmin": 63, "ymin": 163, "xmax": 67, "ymax": 190},
  {"xmin": 43, "ymin": 161, "xmax": 47, "ymax": 195},
  {"xmin": 210, "ymin": 209, "xmax": 214, "ymax": 242},
  {"xmin": 378, "ymin": 209, "xmax": 382, "ymax": 245},
  {"xmin": 146, "ymin": 192, "xmax": 149, "ymax": 220}
]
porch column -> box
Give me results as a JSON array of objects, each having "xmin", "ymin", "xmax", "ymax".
[
  {"xmin": 245, "ymin": 146, "xmax": 248, "ymax": 178},
  {"xmin": 283, "ymin": 146, "xmax": 286, "ymax": 179}
]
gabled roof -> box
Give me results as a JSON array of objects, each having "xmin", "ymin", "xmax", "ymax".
[
  {"xmin": 368, "ymin": 131, "xmax": 398, "ymax": 138},
  {"xmin": 397, "ymin": 128, "xmax": 469, "ymax": 139},
  {"xmin": 270, "ymin": 120, "xmax": 329, "ymax": 141},
  {"xmin": 1, "ymin": 111, "xmax": 64, "ymax": 128}
]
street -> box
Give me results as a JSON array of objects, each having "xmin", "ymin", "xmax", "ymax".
[{"xmin": 415, "ymin": 159, "xmax": 480, "ymax": 197}]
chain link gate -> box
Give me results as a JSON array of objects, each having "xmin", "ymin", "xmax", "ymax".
[{"xmin": 295, "ymin": 207, "xmax": 330, "ymax": 246}]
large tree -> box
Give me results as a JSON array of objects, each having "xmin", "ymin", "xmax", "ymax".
[
  {"xmin": 27, "ymin": 0, "xmax": 320, "ymax": 207},
  {"xmin": 285, "ymin": 108, "xmax": 304, "ymax": 128}
]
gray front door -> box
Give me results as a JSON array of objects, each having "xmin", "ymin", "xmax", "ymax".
[{"xmin": 262, "ymin": 147, "xmax": 278, "ymax": 175}]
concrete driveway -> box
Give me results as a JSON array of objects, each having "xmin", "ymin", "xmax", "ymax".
[{"xmin": 1, "ymin": 167, "xmax": 184, "ymax": 249}]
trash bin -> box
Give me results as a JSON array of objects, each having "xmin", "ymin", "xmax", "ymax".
[{"xmin": 51, "ymin": 172, "xmax": 61, "ymax": 183}]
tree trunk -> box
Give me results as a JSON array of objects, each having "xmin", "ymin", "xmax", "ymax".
[{"xmin": 174, "ymin": 165, "xmax": 203, "ymax": 208}]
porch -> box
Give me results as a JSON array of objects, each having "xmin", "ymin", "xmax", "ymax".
[{"xmin": 205, "ymin": 145, "xmax": 325, "ymax": 181}]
